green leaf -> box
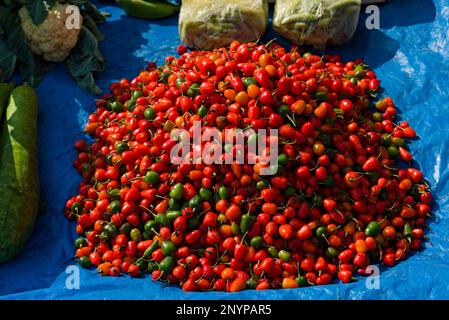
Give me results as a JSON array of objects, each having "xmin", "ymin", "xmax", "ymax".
[
  {"xmin": 81, "ymin": 1, "xmax": 106, "ymax": 24},
  {"xmin": 25, "ymin": 0, "xmax": 55, "ymax": 25},
  {"xmin": 0, "ymin": 39, "xmax": 17, "ymax": 82},
  {"xmin": 0, "ymin": 5, "xmax": 11, "ymax": 30},
  {"xmin": 82, "ymin": 14, "xmax": 104, "ymax": 41},
  {"xmin": 3, "ymin": 15, "xmax": 37, "ymax": 82},
  {"xmin": 66, "ymin": 26, "xmax": 104, "ymax": 95}
]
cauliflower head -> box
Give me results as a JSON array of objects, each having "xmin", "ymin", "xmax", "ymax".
[{"xmin": 19, "ymin": 3, "xmax": 83, "ymax": 62}]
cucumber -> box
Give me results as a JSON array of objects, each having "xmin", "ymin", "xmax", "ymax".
[
  {"xmin": 0, "ymin": 85, "xmax": 39, "ymax": 263},
  {"xmin": 0, "ymin": 83, "xmax": 14, "ymax": 122}
]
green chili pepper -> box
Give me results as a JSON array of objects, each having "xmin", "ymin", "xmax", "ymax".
[
  {"xmin": 391, "ymin": 137, "xmax": 406, "ymax": 147},
  {"xmin": 188, "ymin": 195, "xmax": 202, "ymax": 209},
  {"xmin": 199, "ymin": 187, "xmax": 212, "ymax": 201},
  {"xmin": 119, "ymin": 222, "xmax": 133, "ymax": 235},
  {"xmin": 246, "ymin": 277, "xmax": 258, "ymax": 289},
  {"xmin": 161, "ymin": 240, "xmax": 176, "ymax": 256},
  {"xmin": 188, "ymin": 215, "xmax": 199, "ymax": 229},
  {"xmin": 126, "ymin": 98, "xmax": 136, "ymax": 111},
  {"xmin": 103, "ymin": 224, "xmax": 117, "ymax": 237},
  {"xmin": 75, "ymin": 237, "xmax": 87, "ymax": 249},
  {"xmin": 130, "ymin": 228, "xmax": 142, "ymax": 242},
  {"xmin": 169, "ymin": 198, "xmax": 183, "ymax": 210},
  {"xmin": 110, "ymin": 101, "xmax": 123, "ymax": 113},
  {"xmin": 169, "ymin": 183, "xmax": 183, "ymax": 200},
  {"xmin": 231, "ymin": 222, "xmax": 240, "ymax": 235},
  {"xmin": 268, "ymin": 246, "xmax": 278, "ymax": 258},
  {"xmin": 256, "ymin": 180, "xmax": 267, "ymax": 190},
  {"xmin": 278, "ymin": 153, "xmax": 288, "ymax": 166},
  {"xmin": 296, "ymin": 276, "xmax": 308, "ymax": 287},
  {"xmin": 100, "ymin": 230, "xmax": 109, "ymax": 241},
  {"xmin": 147, "ymin": 261, "xmax": 158, "ymax": 272},
  {"xmin": 325, "ymin": 247, "xmax": 338, "ymax": 259},
  {"xmin": 132, "ymin": 90, "xmax": 142, "ymax": 99},
  {"xmin": 70, "ymin": 201, "xmax": 82, "ymax": 214},
  {"xmin": 142, "ymin": 240, "xmax": 159, "ymax": 258},
  {"xmin": 155, "ymin": 213, "xmax": 169, "ymax": 226},
  {"xmin": 144, "ymin": 107, "xmax": 156, "ymax": 120},
  {"xmin": 354, "ymin": 69, "xmax": 365, "ymax": 79},
  {"xmin": 104, "ymin": 154, "xmax": 114, "ymax": 166},
  {"xmin": 278, "ymin": 105, "xmax": 290, "ymax": 118},
  {"xmin": 278, "ymin": 250, "xmax": 291, "ymax": 262},
  {"xmin": 243, "ymin": 77, "xmax": 257, "ymax": 88},
  {"xmin": 109, "ymin": 200, "xmax": 121, "ymax": 213},
  {"xmin": 79, "ymin": 256, "xmax": 91, "ymax": 268},
  {"xmin": 160, "ymin": 72, "xmax": 170, "ymax": 84},
  {"xmin": 108, "ymin": 188, "xmax": 121, "ymax": 199},
  {"xmin": 166, "ymin": 210, "xmax": 182, "ymax": 222},
  {"xmin": 315, "ymin": 226, "xmax": 328, "ymax": 239},
  {"xmin": 240, "ymin": 214, "xmax": 256, "ymax": 234},
  {"xmin": 315, "ymin": 91, "xmax": 327, "ymax": 101},
  {"xmin": 158, "ymin": 256, "xmax": 175, "ymax": 273},
  {"xmin": 176, "ymin": 77, "xmax": 184, "ymax": 89},
  {"xmin": 404, "ymin": 223, "xmax": 412, "ymax": 239},
  {"xmin": 136, "ymin": 259, "xmax": 148, "ymax": 271},
  {"xmin": 144, "ymin": 220, "xmax": 158, "ymax": 235},
  {"xmin": 250, "ymin": 236, "xmax": 263, "ymax": 249},
  {"xmin": 365, "ymin": 221, "xmax": 381, "ymax": 236},
  {"xmin": 188, "ymin": 83, "xmax": 200, "ymax": 97},
  {"xmin": 145, "ymin": 171, "xmax": 160, "ymax": 184},
  {"xmin": 387, "ymin": 145, "xmax": 399, "ymax": 159},
  {"xmin": 381, "ymin": 133, "xmax": 391, "ymax": 146},
  {"xmin": 114, "ymin": 141, "xmax": 128, "ymax": 154},
  {"xmin": 218, "ymin": 186, "xmax": 229, "ymax": 199},
  {"xmin": 197, "ymin": 105, "xmax": 207, "ymax": 117}
]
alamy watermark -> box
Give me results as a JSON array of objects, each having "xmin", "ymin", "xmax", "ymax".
[
  {"xmin": 365, "ymin": 265, "xmax": 381, "ymax": 289},
  {"xmin": 365, "ymin": 5, "xmax": 381, "ymax": 30},
  {"xmin": 65, "ymin": 5, "xmax": 81, "ymax": 30},
  {"xmin": 65, "ymin": 265, "xmax": 80, "ymax": 290}
]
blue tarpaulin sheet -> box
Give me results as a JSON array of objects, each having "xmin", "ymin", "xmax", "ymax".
[{"xmin": 1, "ymin": 0, "xmax": 448, "ymax": 300}]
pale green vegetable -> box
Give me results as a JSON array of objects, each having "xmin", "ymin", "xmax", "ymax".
[
  {"xmin": 179, "ymin": 0, "xmax": 268, "ymax": 50},
  {"xmin": 273, "ymin": 0, "xmax": 361, "ymax": 50}
]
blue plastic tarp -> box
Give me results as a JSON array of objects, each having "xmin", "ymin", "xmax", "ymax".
[{"xmin": 1, "ymin": 0, "xmax": 449, "ymax": 300}]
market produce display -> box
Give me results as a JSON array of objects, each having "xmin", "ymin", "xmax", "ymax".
[
  {"xmin": 0, "ymin": 84, "xmax": 39, "ymax": 263},
  {"xmin": 65, "ymin": 40, "xmax": 431, "ymax": 292},
  {"xmin": 273, "ymin": 0, "xmax": 361, "ymax": 50},
  {"xmin": 179, "ymin": 0, "xmax": 269, "ymax": 50},
  {"xmin": 0, "ymin": 0, "xmax": 106, "ymax": 94}
]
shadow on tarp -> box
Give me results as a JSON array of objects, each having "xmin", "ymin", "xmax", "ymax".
[{"xmin": 379, "ymin": 0, "xmax": 437, "ymax": 29}]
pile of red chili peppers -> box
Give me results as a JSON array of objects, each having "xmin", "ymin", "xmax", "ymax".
[{"xmin": 65, "ymin": 41, "xmax": 432, "ymax": 291}]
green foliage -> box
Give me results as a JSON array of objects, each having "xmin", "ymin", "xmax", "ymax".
[{"xmin": 0, "ymin": 0, "xmax": 106, "ymax": 94}]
